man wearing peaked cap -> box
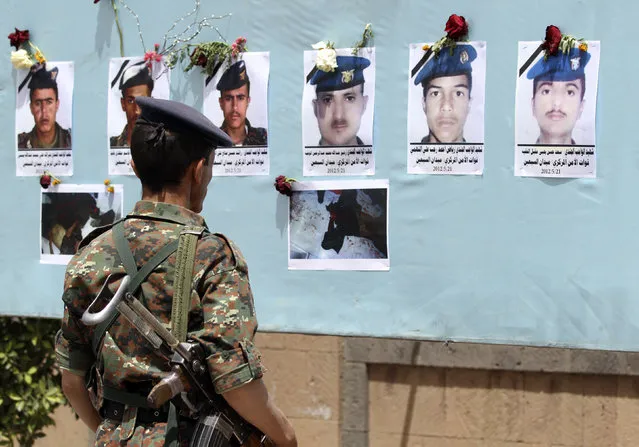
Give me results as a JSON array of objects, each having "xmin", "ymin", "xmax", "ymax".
[
  {"xmin": 18, "ymin": 64, "xmax": 71, "ymax": 150},
  {"xmin": 56, "ymin": 95, "xmax": 298, "ymax": 446},
  {"xmin": 413, "ymin": 44, "xmax": 476, "ymax": 144},
  {"xmin": 310, "ymin": 55, "xmax": 370, "ymax": 146},
  {"xmin": 527, "ymin": 46, "xmax": 590, "ymax": 145},
  {"xmin": 216, "ymin": 59, "xmax": 267, "ymax": 146},
  {"xmin": 110, "ymin": 61, "xmax": 155, "ymax": 148}
]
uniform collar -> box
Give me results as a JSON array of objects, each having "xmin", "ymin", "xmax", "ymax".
[{"xmin": 129, "ymin": 200, "xmax": 207, "ymax": 227}]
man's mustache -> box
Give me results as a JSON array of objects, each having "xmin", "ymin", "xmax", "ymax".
[{"xmin": 331, "ymin": 119, "xmax": 348, "ymax": 128}]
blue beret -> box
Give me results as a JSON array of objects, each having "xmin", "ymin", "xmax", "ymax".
[
  {"xmin": 216, "ymin": 60, "xmax": 249, "ymax": 91},
  {"xmin": 526, "ymin": 47, "xmax": 591, "ymax": 82},
  {"xmin": 414, "ymin": 44, "xmax": 477, "ymax": 86},
  {"xmin": 309, "ymin": 55, "xmax": 370, "ymax": 92},
  {"xmin": 119, "ymin": 61, "xmax": 154, "ymax": 92},
  {"xmin": 28, "ymin": 64, "xmax": 59, "ymax": 90},
  {"xmin": 135, "ymin": 97, "xmax": 233, "ymax": 147}
]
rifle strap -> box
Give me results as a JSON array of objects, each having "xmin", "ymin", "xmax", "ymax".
[
  {"xmin": 170, "ymin": 226, "xmax": 205, "ymax": 343},
  {"xmin": 91, "ymin": 221, "xmax": 180, "ymax": 356},
  {"xmin": 166, "ymin": 226, "xmax": 205, "ymax": 447}
]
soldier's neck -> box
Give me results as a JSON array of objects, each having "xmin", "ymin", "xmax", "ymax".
[
  {"xmin": 537, "ymin": 132, "xmax": 573, "ymax": 145},
  {"xmin": 36, "ymin": 126, "xmax": 57, "ymax": 147},
  {"xmin": 225, "ymin": 125, "xmax": 247, "ymax": 145},
  {"xmin": 141, "ymin": 187, "xmax": 192, "ymax": 211}
]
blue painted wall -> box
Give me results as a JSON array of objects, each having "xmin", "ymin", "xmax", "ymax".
[{"xmin": 2, "ymin": 0, "xmax": 636, "ymax": 351}]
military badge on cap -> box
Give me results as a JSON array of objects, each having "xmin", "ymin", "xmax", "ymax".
[
  {"xmin": 526, "ymin": 46, "xmax": 590, "ymax": 82},
  {"xmin": 216, "ymin": 60, "xmax": 250, "ymax": 92},
  {"xmin": 18, "ymin": 63, "xmax": 60, "ymax": 93},
  {"xmin": 413, "ymin": 44, "xmax": 477, "ymax": 87},
  {"xmin": 309, "ymin": 55, "xmax": 370, "ymax": 92},
  {"xmin": 110, "ymin": 59, "xmax": 154, "ymax": 92}
]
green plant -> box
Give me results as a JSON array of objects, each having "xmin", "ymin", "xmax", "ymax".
[{"xmin": 0, "ymin": 317, "xmax": 66, "ymax": 446}]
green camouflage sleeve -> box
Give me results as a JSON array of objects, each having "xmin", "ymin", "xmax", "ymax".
[
  {"xmin": 191, "ymin": 236, "xmax": 265, "ymax": 394},
  {"xmin": 54, "ymin": 273, "xmax": 96, "ymax": 376}
]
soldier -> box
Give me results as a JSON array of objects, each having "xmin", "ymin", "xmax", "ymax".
[
  {"xmin": 110, "ymin": 61, "xmax": 154, "ymax": 148},
  {"xmin": 18, "ymin": 64, "xmax": 72, "ymax": 150},
  {"xmin": 526, "ymin": 46, "xmax": 590, "ymax": 145},
  {"xmin": 309, "ymin": 55, "xmax": 370, "ymax": 146},
  {"xmin": 413, "ymin": 44, "xmax": 477, "ymax": 144},
  {"xmin": 55, "ymin": 97, "xmax": 297, "ymax": 446},
  {"xmin": 216, "ymin": 60, "xmax": 267, "ymax": 146}
]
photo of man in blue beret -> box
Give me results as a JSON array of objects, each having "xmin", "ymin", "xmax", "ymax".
[
  {"xmin": 309, "ymin": 55, "xmax": 370, "ymax": 146},
  {"xmin": 216, "ymin": 60, "xmax": 267, "ymax": 146},
  {"xmin": 18, "ymin": 64, "xmax": 72, "ymax": 150},
  {"xmin": 110, "ymin": 61, "xmax": 154, "ymax": 148},
  {"xmin": 527, "ymin": 47, "xmax": 590, "ymax": 145},
  {"xmin": 413, "ymin": 44, "xmax": 476, "ymax": 144}
]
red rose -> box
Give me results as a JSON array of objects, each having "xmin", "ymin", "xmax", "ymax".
[
  {"xmin": 274, "ymin": 175, "xmax": 293, "ymax": 196},
  {"xmin": 8, "ymin": 28, "xmax": 29, "ymax": 50},
  {"xmin": 197, "ymin": 54, "xmax": 207, "ymax": 66},
  {"xmin": 444, "ymin": 14, "xmax": 468, "ymax": 40},
  {"xmin": 40, "ymin": 174, "xmax": 51, "ymax": 189},
  {"xmin": 542, "ymin": 25, "xmax": 562, "ymax": 55}
]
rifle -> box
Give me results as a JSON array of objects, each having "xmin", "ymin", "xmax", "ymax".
[{"xmin": 82, "ymin": 274, "xmax": 273, "ymax": 447}]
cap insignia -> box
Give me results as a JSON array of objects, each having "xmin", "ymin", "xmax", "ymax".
[
  {"xmin": 570, "ymin": 57, "xmax": 580, "ymax": 71},
  {"xmin": 460, "ymin": 50, "xmax": 469, "ymax": 64},
  {"xmin": 341, "ymin": 69, "xmax": 355, "ymax": 84}
]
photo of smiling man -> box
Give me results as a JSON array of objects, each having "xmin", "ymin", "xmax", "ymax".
[
  {"xmin": 303, "ymin": 47, "xmax": 376, "ymax": 176},
  {"xmin": 515, "ymin": 41, "xmax": 600, "ymax": 178},
  {"xmin": 15, "ymin": 61, "xmax": 74, "ymax": 176},
  {"xmin": 407, "ymin": 42, "xmax": 486, "ymax": 175}
]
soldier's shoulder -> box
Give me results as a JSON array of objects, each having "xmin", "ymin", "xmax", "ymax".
[
  {"xmin": 58, "ymin": 125, "xmax": 72, "ymax": 148},
  {"xmin": 197, "ymin": 232, "xmax": 247, "ymax": 272}
]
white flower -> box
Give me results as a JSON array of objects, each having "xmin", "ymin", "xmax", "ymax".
[
  {"xmin": 315, "ymin": 47, "xmax": 337, "ymax": 72},
  {"xmin": 312, "ymin": 41, "xmax": 328, "ymax": 50},
  {"xmin": 11, "ymin": 49, "xmax": 33, "ymax": 70}
]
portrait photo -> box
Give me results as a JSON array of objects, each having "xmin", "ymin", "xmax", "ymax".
[
  {"xmin": 40, "ymin": 184, "xmax": 123, "ymax": 265},
  {"xmin": 302, "ymin": 47, "xmax": 376, "ymax": 176},
  {"xmin": 203, "ymin": 52, "xmax": 269, "ymax": 147},
  {"xmin": 16, "ymin": 61, "xmax": 73, "ymax": 151},
  {"xmin": 516, "ymin": 41, "xmax": 600, "ymax": 147},
  {"xmin": 107, "ymin": 57, "xmax": 170, "ymax": 175},
  {"xmin": 288, "ymin": 179, "xmax": 389, "ymax": 271},
  {"xmin": 407, "ymin": 42, "xmax": 486, "ymax": 175},
  {"xmin": 15, "ymin": 62, "xmax": 74, "ymax": 176}
]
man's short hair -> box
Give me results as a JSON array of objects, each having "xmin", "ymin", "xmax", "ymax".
[
  {"xmin": 422, "ymin": 72, "xmax": 472, "ymax": 98},
  {"xmin": 130, "ymin": 120, "xmax": 213, "ymax": 193},
  {"xmin": 532, "ymin": 76, "xmax": 586, "ymax": 101}
]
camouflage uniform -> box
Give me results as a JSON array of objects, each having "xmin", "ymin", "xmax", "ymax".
[
  {"xmin": 221, "ymin": 118, "xmax": 267, "ymax": 146},
  {"xmin": 110, "ymin": 124, "xmax": 129, "ymax": 148},
  {"xmin": 55, "ymin": 200, "xmax": 264, "ymax": 446},
  {"xmin": 18, "ymin": 123, "xmax": 72, "ymax": 149}
]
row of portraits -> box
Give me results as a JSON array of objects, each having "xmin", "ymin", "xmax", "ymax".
[{"xmin": 15, "ymin": 41, "xmax": 600, "ymax": 179}]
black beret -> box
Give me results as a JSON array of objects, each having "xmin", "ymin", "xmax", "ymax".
[
  {"xmin": 28, "ymin": 65, "xmax": 58, "ymax": 90},
  {"xmin": 216, "ymin": 60, "xmax": 249, "ymax": 92},
  {"xmin": 135, "ymin": 97, "xmax": 233, "ymax": 147}
]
